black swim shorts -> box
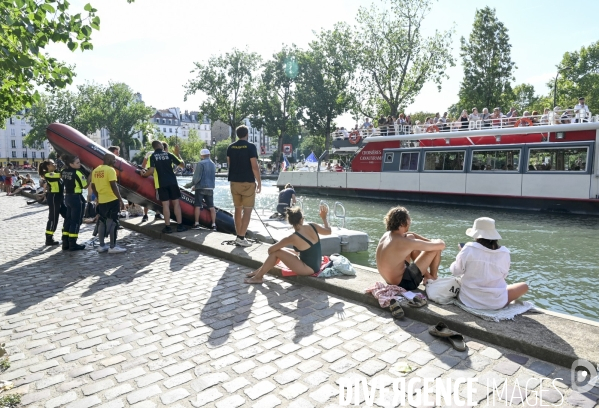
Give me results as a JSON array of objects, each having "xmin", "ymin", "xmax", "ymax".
[{"xmin": 399, "ymin": 261, "xmax": 423, "ymax": 291}]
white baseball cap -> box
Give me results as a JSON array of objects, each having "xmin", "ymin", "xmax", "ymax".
[{"xmin": 200, "ymin": 149, "xmax": 210, "ymax": 155}]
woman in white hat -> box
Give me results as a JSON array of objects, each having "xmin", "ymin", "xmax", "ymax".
[{"xmin": 450, "ymin": 217, "xmax": 528, "ymax": 310}]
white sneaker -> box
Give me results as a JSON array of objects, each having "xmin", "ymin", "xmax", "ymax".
[
  {"xmin": 96, "ymin": 245, "xmax": 109, "ymax": 253},
  {"xmin": 108, "ymin": 246, "xmax": 127, "ymax": 254},
  {"xmin": 192, "ymin": 223, "xmax": 202, "ymax": 230},
  {"xmin": 235, "ymin": 237, "xmax": 252, "ymax": 247}
]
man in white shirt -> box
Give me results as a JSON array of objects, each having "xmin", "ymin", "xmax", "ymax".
[
  {"xmin": 340, "ymin": 127, "xmax": 349, "ymax": 139},
  {"xmin": 574, "ymin": 97, "xmax": 591, "ymax": 122}
]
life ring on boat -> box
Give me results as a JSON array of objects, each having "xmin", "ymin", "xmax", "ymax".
[
  {"xmin": 515, "ymin": 118, "xmax": 533, "ymax": 127},
  {"xmin": 349, "ymin": 130, "xmax": 361, "ymax": 144},
  {"xmin": 426, "ymin": 125, "xmax": 440, "ymax": 133}
]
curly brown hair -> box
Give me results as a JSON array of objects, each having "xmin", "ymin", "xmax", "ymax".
[
  {"xmin": 285, "ymin": 206, "xmax": 303, "ymax": 226},
  {"xmin": 384, "ymin": 206, "xmax": 410, "ymax": 231}
]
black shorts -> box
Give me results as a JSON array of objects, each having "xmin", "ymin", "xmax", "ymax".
[
  {"xmin": 98, "ymin": 200, "xmax": 120, "ymax": 221},
  {"xmin": 399, "ymin": 261, "xmax": 423, "ymax": 291},
  {"xmin": 157, "ymin": 184, "xmax": 181, "ymax": 202},
  {"xmin": 194, "ymin": 189, "xmax": 214, "ymax": 208}
]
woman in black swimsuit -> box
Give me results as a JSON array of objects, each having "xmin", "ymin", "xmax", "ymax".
[{"xmin": 245, "ymin": 205, "xmax": 331, "ymax": 284}]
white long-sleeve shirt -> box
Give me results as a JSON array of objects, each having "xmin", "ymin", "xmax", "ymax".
[{"xmin": 450, "ymin": 242, "xmax": 510, "ymax": 310}]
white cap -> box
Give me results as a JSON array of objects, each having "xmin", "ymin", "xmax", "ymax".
[{"xmin": 200, "ymin": 149, "xmax": 210, "ymax": 155}]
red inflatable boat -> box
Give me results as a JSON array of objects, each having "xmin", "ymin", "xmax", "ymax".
[{"xmin": 46, "ymin": 123, "xmax": 236, "ymax": 233}]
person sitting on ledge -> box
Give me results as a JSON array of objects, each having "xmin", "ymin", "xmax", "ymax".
[
  {"xmin": 376, "ymin": 206, "xmax": 445, "ymax": 290},
  {"xmin": 450, "ymin": 217, "xmax": 528, "ymax": 310},
  {"xmin": 245, "ymin": 205, "xmax": 331, "ymax": 284}
]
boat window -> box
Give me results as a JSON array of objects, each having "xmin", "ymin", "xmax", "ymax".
[
  {"xmin": 423, "ymin": 151, "xmax": 465, "ymax": 171},
  {"xmin": 384, "ymin": 152, "xmax": 394, "ymax": 163},
  {"xmin": 527, "ymin": 147, "xmax": 588, "ymax": 171},
  {"xmin": 471, "ymin": 149, "xmax": 520, "ymax": 171},
  {"xmin": 400, "ymin": 152, "xmax": 419, "ymax": 171}
]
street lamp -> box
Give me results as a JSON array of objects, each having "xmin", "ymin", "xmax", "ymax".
[
  {"xmin": 553, "ymin": 66, "xmax": 572, "ymax": 108},
  {"xmin": 212, "ymin": 138, "xmax": 216, "ymax": 156}
]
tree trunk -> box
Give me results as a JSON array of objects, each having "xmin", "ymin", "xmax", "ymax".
[{"xmin": 324, "ymin": 116, "xmax": 331, "ymax": 154}]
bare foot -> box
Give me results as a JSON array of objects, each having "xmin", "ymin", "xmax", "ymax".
[
  {"xmin": 246, "ymin": 270, "xmax": 259, "ymax": 278},
  {"xmin": 244, "ymin": 277, "xmax": 264, "ymax": 284}
]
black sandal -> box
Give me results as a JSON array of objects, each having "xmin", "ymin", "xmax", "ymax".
[
  {"xmin": 407, "ymin": 295, "xmax": 427, "ymax": 308},
  {"xmin": 389, "ymin": 299, "xmax": 404, "ymax": 319}
]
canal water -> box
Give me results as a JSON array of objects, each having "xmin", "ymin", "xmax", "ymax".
[
  {"xmin": 189, "ymin": 177, "xmax": 599, "ymax": 322},
  {"xmin": 28, "ymin": 172, "xmax": 598, "ymax": 321}
]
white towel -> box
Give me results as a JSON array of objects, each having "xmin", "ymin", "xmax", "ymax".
[{"xmin": 452, "ymin": 299, "xmax": 538, "ymax": 322}]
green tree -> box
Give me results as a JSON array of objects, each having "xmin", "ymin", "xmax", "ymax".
[
  {"xmin": 409, "ymin": 111, "xmax": 436, "ymax": 125},
  {"xmin": 506, "ymin": 83, "xmax": 539, "ymax": 113},
  {"xmin": 554, "ymin": 41, "xmax": 599, "ymax": 114},
  {"xmin": 457, "ymin": 7, "xmax": 515, "ymax": 112},
  {"xmin": 249, "ymin": 45, "xmax": 300, "ymax": 165},
  {"xmin": 214, "ymin": 139, "xmax": 230, "ymax": 164},
  {"xmin": 352, "ymin": 0, "xmax": 454, "ymax": 118},
  {"xmin": 178, "ymin": 129, "xmax": 206, "ymax": 163},
  {"xmin": 298, "ymin": 135, "xmax": 325, "ymax": 159},
  {"xmin": 24, "ymin": 84, "xmax": 103, "ymax": 148},
  {"xmin": 296, "ymin": 23, "xmax": 356, "ymax": 153},
  {"xmin": 97, "ymin": 82, "xmax": 154, "ymax": 159},
  {"xmin": 0, "ymin": 0, "xmax": 134, "ymax": 123},
  {"xmin": 184, "ymin": 49, "xmax": 261, "ymax": 141}
]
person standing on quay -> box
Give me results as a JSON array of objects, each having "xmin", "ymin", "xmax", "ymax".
[
  {"xmin": 61, "ymin": 154, "xmax": 88, "ymax": 251},
  {"xmin": 227, "ymin": 125, "xmax": 261, "ymax": 247},
  {"xmin": 91, "ymin": 153, "xmax": 127, "ymax": 253},
  {"xmin": 187, "ymin": 148, "xmax": 217, "ymax": 231},
  {"xmin": 141, "ymin": 140, "xmax": 187, "ymax": 234}
]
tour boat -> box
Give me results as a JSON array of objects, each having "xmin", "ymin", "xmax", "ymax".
[{"xmin": 278, "ymin": 112, "xmax": 599, "ymax": 215}]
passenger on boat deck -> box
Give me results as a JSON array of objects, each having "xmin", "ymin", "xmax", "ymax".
[
  {"xmin": 376, "ymin": 206, "xmax": 445, "ymax": 291},
  {"xmin": 362, "ymin": 118, "xmax": 372, "ymax": 129},
  {"xmin": 506, "ymin": 107, "xmax": 517, "ymax": 118},
  {"xmin": 574, "ymin": 97, "xmax": 591, "ymax": 122},
  {"xmin": 561, "ymin": 108, "xmax": 574, "ymax": 123},
  {"xmin": 340, "ymin": 127, "xmax": 349, "ymax": 139},
  {"xmin": 531, "ymin": 111, "xmax": 540, "ymax": 123},
  {"xmin": 540, "ymin": 108, "xmax": 550, "ymax": 125},
  {"xmin": 387, "ymin": 116, "xmax": 395, "ymax": 136},
  {"xmin": 459, "ymin": 110, "xmax": 469, "ymax": 130},
  {"xmin": 469, "ymin": 108, "xmax": 480, "ymax": 122},
  {"xmin": 245, "ymin": 205, "xmax": 331, "ymax": 284},
  {"xmin": 481, "ymin": 108, "xmax": 491, "ymax": 127},
  {"xmin": 450, "ymin": 217, "xmax": 528, "ymax": 310}
]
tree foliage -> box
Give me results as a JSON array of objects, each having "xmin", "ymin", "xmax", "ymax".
[
  {"xmin": 296, "ymin": 23, "xmax": 355, "ymax": 153},
  {"xmin": 184, "ymin": 49, "xmax": 261, "ymax": 141},
  {"xmin": 457, "ymin": 7, "xmax": 515, "ymax": 112},
  {"xmin": 88, "ymin": 82, "xmax": 154, "ymax": 158},
  {"xmin": 352, "ymin": 0, "xmax": 454, "ymax": 117},
  {"xmin": 214, "ymin": 139, "xmax": 230, "ymax": 165},
  {"xmin": 506, "ymin": 83, "xmax": 540, "ymax": 113},
  {"xmin": 0, "ymin": 0, "xmax": 134, "ymax": 123},
  {"xmin": 25, "ymin": 82, "xmax": 153, "ymax": 159},
  {"xmin": 298, "ymin": 135, "xmax": 325, "ymax": 159},
  {"xmin": 554, "ymin": 41, "xmax": 599, "ymax": 114},
  {"xmin": 249, "ymin": 45, "xmax": 300, "ymax": 164},
  {"xmin": 177, "ymin": 129, "xmax": 206, "ymax": 163}
]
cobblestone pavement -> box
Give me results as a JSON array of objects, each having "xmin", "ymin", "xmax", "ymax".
[{"xmin": 0, "ymin": 195, "xmax": 598, "ymax": 408}]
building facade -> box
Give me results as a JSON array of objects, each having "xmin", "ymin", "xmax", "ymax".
[{"xmin": 0, "ymin": 112, "xmax": 52, "ymax": 168}]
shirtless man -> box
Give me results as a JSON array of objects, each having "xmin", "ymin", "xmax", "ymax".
[{"xmin": 376, "ymin": 206, "xmax": 445, "ymax": 290}]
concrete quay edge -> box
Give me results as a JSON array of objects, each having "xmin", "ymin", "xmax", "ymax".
[{"xmin": 119, "ymin": 217, "xmax": 598, "ymax": 369}]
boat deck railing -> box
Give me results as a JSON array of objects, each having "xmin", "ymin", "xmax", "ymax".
[{"xmin": 331, "ymin": 109, "xmax": 599, "ymax": 143}]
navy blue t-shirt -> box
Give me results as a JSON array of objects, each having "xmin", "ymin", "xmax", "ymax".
[
  {"xmin": 227, "ymin": 140, "xmax": 257, "ymax": 183},
  {"xmin": 278, "ymin": 188, "xmax": 295, "ymax": 205},
  {"xmin": 149, "ymin": 149, "xmax": 180, "ymax": 188}
]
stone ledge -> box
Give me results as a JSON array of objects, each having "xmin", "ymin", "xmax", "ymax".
[{"xmin": 121, "ymin": 216, "xmax": 598, "ymax": 369}]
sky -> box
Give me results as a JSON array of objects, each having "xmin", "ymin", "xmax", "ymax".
[{"xmin": 46, "ymin": 0, "xmax": 599, "ymax": 128}]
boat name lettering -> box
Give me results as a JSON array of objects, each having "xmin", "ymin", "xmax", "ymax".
[{"xmin": 359, "ymin": 150, "xmax": 382, "ymax": 161}]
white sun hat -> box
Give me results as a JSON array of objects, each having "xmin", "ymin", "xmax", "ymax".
[
  {"xmin": 200, "ymin": 149, "xmax": 210, "ymax": 155},
  {"xmin": 465, "ymin": 217, "xmax": 502, "ymax": 240}
]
